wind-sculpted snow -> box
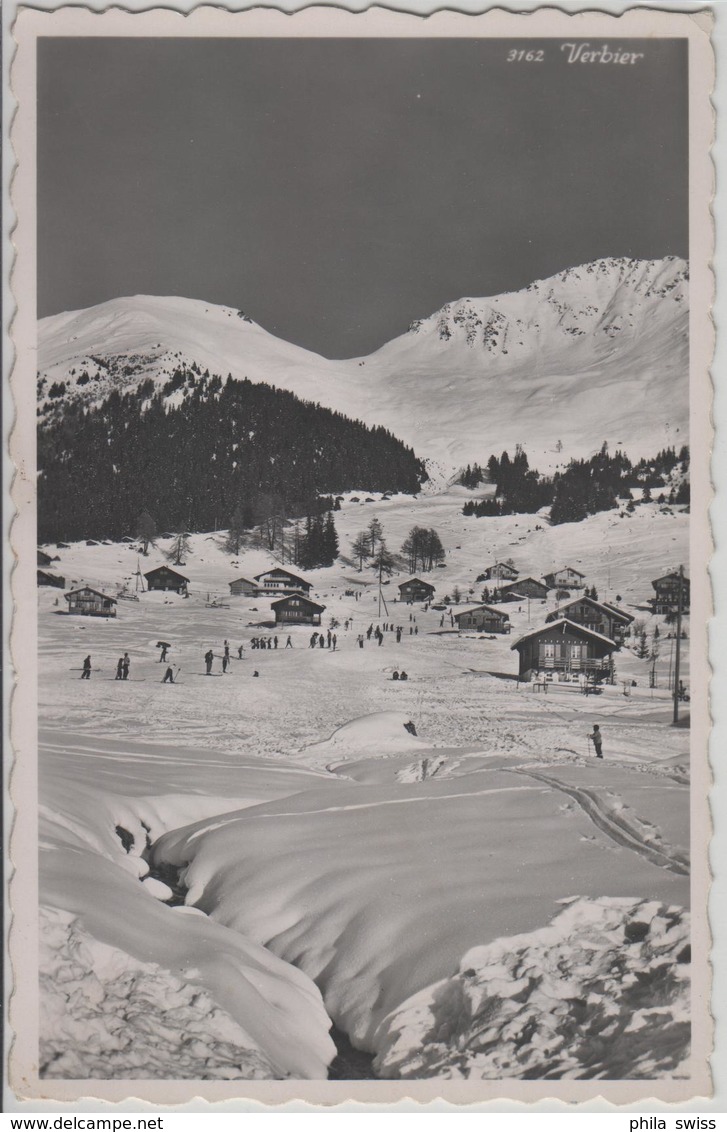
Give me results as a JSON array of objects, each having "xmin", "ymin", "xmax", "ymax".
[
  {"xmin": 152, "ymin": 757, "xmax": 688, "ymax": 1054},
  {"xmin": 373, "ymin": 896, "xmax": 691, "ymax": 1079},
  {"xmin": 38, "ymin": 256, "xmax": 688, "ymax": 464},
  {"xmin": 41, "ymin": 907, "xmax": 287, "ymax": 1079}
]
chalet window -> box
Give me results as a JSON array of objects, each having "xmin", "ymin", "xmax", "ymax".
[{"xmin": 543, "ymin": 643, "xmax": 555, "ymax": 659}]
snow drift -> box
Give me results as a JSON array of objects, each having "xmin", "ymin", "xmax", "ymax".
[{"xmin": 373, "ymin": 896, "xmax": 691, "ymax": 1080}]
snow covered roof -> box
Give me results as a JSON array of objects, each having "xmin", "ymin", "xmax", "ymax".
[
  {"xmin": 550, "ymin": 596, "xmax": 633, "ymax": 624},
  {"xmin": 144, "ymin": 565, "xmax": 190, "ymax": 582},
  {"xmin": 271, "ymin": 592, "xmax": 326, "ymax": 612},
  {"xmin": 64, "ymin": 586, "xmax": 117, "ymax": 602},
  {"xmin": 255, "ymin": 568, "xmax": 310, "ymax": 585},
  {"xmin": 398, "ymin": 577, "xmax": 435, "ymax": 589},
  {"xmin": 454, "ymin": 604, "xmax": 509, "ymax": 620},
  {"xmin": 511, "ymin": 618, "xmax": 617, "ymax": 650}
]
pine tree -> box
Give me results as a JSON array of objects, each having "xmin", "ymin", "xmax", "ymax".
[
  {"xmin": 351, "ymin": 531, "xmax": 371, "ymax": 572},
  {"xmin": 224, "ymin": 504, "xmax": 247, "ymax": 555},
  {"xmin": 166, "ymin": 531, "xmax": 191, "ymax": 566},
  {"xmin": 322, "ymin": 512, "xmax": 339, "ymax": 566},
  {"xmin": 371, "ymin": 540, "xmax": 395, "ymax": 582},
  {"xmin": 368, "ymin": 517, "xmax": 384, "ymax": 556},
  {"xmin": 136, "ymin": 510, "xmax": 157, "ymax": 556},
  {"xmin": 635, "ymin": 630, "xmax": 650, "ymax": 659}
]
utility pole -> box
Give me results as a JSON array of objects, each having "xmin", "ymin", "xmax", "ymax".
[{"xmin": 672, "ymin": 564, "xmax": 684, "ymax": 725}]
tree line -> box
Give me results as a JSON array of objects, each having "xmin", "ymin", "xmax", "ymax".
[{"xmin": 37, "ymin": 368, "xmax": 426, "ymax": 542}]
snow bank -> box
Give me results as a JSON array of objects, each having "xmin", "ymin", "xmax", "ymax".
[
  {"xmin": 304, "ymin": 710, "xmax": 428, "ymax": 766},
  {"xmin": 41, "ymin": 907, "xmax": 284, "ymax": 1079},
  {"xmin": 374, "ymin": 896, "xmax": 690, "ymax": 1079},
  {"xmin": 153, "ymin": 766, "xmax": 688, "ymax": 1052}
]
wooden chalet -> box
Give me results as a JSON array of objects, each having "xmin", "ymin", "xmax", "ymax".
[
  {"xmin": 543, "ymin": 566, "xmax": 586, "ymax": 590},
  {"xmin": 454, "ymin": 604, "xmax": 510, "ymax": 634},
  {"xmin": 144, "ymin": 565, "xmax": 190, "ymax": 594},
  {"xmin": 37, "ymin": 549, "xmax": 53, "ymax": 567},
  {"xmin": 65, "ymin": 586, "xmax": 117, "ymax": 617},
  {"xmin": 254, "ymin": 568, "xmax": 312, "ymax": 596},
  {"xmin": 497, "ymin": 577, "xmax": 549, "ymax": 601},
  {"xmin": 546, "ymin": 596, "xmax": 633, "ymax": 644},
  {"xmin": 651, "ymin": 572, "xmax": 690, "ymax": 614},
  {"xmin": 38, "ymin": 569, "xmax": 66, "ymax": 589},
  {"xmin": 271, "ymin": 593, "xmax": 325, "ymax": 625},
  {"xmin": 228, "ymin": 576, "xmax": 257, "ymax": 597},
  {"xmin": 480, "ymin": 562, "xmax": 518, "ymax": 583},
  {"xmin": 398, "ymin": 578, "xmax": 436, "ymax": 603},
  {"xmin": 511, "ymin": 619, "xmax": 616, "ymax": 681}
]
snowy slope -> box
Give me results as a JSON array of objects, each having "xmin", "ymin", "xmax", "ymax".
[{"xmin": 38, "ymin": 257, "xmax": 688, "ymax": 466}]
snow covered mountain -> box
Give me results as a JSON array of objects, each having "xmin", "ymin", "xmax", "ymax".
[{"xmin": 38, "ymin": 257, "xmax": 688, "ymax": 466}]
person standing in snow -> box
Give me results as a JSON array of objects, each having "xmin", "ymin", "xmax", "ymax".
[
  {"xmin": 238, "ymin": 644, "xmax": 244, "ymax": 659},
  {"xmin": 327, "ymin": 630, "xmax": 332, "ymax": 648},
  {"xmin": 587, "ymin": 725, "xmax": 604, "ymax": 759},
  {"xmin": 332, "ymin": 633, "xmax": 337, "ymax": 651},
  {"xmin": 115, "ymin": 657, "xmax": 124, "ymax": 681},
  {"xmin": 204, "ymin": 649, "xmax": 214, "ymax": 675},
  {"xmin": 224, "ymin": 640, "xmax": 230, "ymax": 662},
  {"xmin": 81, "ymin": 655, "xmax": 92, "ymax": 680},
  {"xmin": 366, "ymin": 624, "xmax": 373, "ymax": 640},
  {"xmin": 274, "ymin": 636, "xmax": 279, "ymax": 649},
  {"xmin": 222, "ymin": 653, "xmax": 230, "ymax": 674},
  {"xmin": 358, "ymin": 634, "xmax": 364, "ymax": 649},
  {"xmin": 396, "ymin": 627, "xmax": 402, "ymax": 643},
  {"xmin": 159, "ymin": 643, "xmax": 168, "ymax": 663},
  {"xmin": 310, "ymin": 633, "xmax": 318, "ymax": 649},
  {"xmin": 121, "ymin": 653, "xmax": 130, "ymax": 681},
  {"xmin": 319, "ymin": 634, "xmax": 325, "ymax": 648},
  {"xmin": 285, "ymin": 635, "xmax": 293, "ymax": 649}
]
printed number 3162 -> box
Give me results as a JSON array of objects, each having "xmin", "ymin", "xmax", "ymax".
[{"xmin": 507, "ymin": 49, "xmax": 545, "ymax": 62}]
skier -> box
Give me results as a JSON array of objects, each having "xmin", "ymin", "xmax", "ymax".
[
  {"xmin": 222, "ymin": 653, "xmax": 230, "ymax": 674},
  {"xmin": 414, "ymin": 625, "xmax": 418, "ymax": 636},
  {"xmin": 205, "ymin": 649, "xmax": 214, "ymax": 675},
  {"xmin": 81, "ymin": 655, "xmax": 92, "ymax": 680},
  {"xmin": 115, "ymin": 657, "xmax": 124, "ymax": 681},
  {"xmin": 332, "ymin": 633, "xmax": 337, "ymax": 651},
  {"xmin": 396, "ymin": 628, "xmax": 402, "ymax": 643},
  {"xmin": 310, "ymin": 633, "xmax": 318, "ymax": 649},
  {"xmin": 224, "ymin": 641, "xmax": 230, "ymax": 662},
  {"xmin": 159, "ymin": 643, "xmax": 168, "ymax": 663},
  {"xmin": 319, "ymin": 634, "xmax": 325, "ymax": 648},
  {"xmin": 587, "ymin": 724, "xmax": 603, "ymax": 759},
  {"xmin": 238, "ymin": 644, "xmax": 244, "ymax": 659},
  {"xmin": 367, "ymin": 625, "xmax": 373, "ymax": 640},
  {"xmin": 358, "ymin": 634, "xmax": 364, "ymax": 649},
  {"xmin": 122, "ymin": 653, "xmax": 131, "ymax": 681},
  {"xmin": 327, "ymin": 630, "xmax": 332, "ymax": 648},
  {"xmin": 162, "ymin": 665, "xmax": 175, "ymax": 684},
  {"xmin": 286, "ymin": 635, "xmax": 293, "ymax": 649},
  {"xmin": 274, "ymin": 636, "xmax": 279, "ymax": 649}
]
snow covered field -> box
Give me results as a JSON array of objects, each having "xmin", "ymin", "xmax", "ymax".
[{"xmin": 38, "ymin": 491, "xmax": 691, "ymax": 1080}]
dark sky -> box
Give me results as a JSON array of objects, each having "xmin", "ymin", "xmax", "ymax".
[{"xmin": 37, "ymin": 37, "xmax": 688, "ymax": 357}]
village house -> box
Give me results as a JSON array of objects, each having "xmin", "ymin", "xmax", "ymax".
[
  {"xmin": 65, "ymin": 586, "xmax": 118, "ymax": 617},
  {"xmin": 511, "ymin": 619, "xmax": 616, "ymax": 682},
  {"xmin": 497, "ymin": 577, "xmax": 549, "ymax": 601},
  {"xmin": 228, "ymin": 576, "xmax": 257, "ymax": 598},
  {"xmin": 543, "ymin": 566, "xmax": 586, "ymax": 590},
  {"xmin": 546, "ymin": 595, "xmax": 634, "ymax": 644},
  {"xmin": 38, "ymin": 569, "xmax": 66, "ymax": 589},
  {"xmin": 271, "ymin": 593, "xmax": 325, "ymax": 626},
  {"xmin": 37, "ymin": 549, "xmax": 53, "ymax": 567},
  {"xmin": 480, "ymin": 562, "xmax": 518, "ymax": 583},
  {"xmin": 454, "ymin": 604, "xmax": 510, "ymax": 634},
  {"xmin": 651, "ymin": 571, "xmax": 690, "ymax": 615},
  {"xmin": 144, "ymin": 565, "xmax": 190, "ymax": 594},
  {"xmin": 254, "ymin": 568, "xmax": 312, "ymax": 596},
  {"xmin": 398, "ymin": 578, "xmax": 436, "ymax": 603}
]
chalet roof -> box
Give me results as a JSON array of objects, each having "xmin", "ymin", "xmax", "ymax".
[
  {"xmin": 652, "ymin": 572, "xmax": 689, "ymax": 587},
  {"xmin": 511, "ymin": 618, "xmax": 616, "ymax": 651},
  {"xmin": 454, "ymin": 603, "xmax": 509, "ymax": 620},
  {"xmin": 144, "ymin": 565, "xmax": 190, "ymax": 582},
  {"xmin": 398, "ymin": 577, "xmax": 435, "ymax": 589},
  {"xmin": 549, "ymin": 596, "xmax": 633, "ymax": 624},
  {"xmin": 255, "ymin": 568, "xmax": 309, "ymax": 584},
  {"xmin": 500, "ymin": 577, "xmax": 548, "ymax": 592},
  {"xmin": 271, "ymin": 592, "xmax": 326, "ymax": 612},
  {"xmin": 549, "ymin": 565, "xmax": 585, "ymax": 577},
  {"xmin": 65, "ymin": 587, "xmax": 117, "ymax": 603},
  {"xmin": 37, "ymin": 550, "xmax": 53, "ymax": 565},
  {"xmin": 228, "ymin": 576, "xmax": 256, "ymax": 587}
]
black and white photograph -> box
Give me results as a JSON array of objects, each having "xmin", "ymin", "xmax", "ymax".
[{"xmin": 7, "ymin": 3, "xmax": 714, "ymax": 1105}]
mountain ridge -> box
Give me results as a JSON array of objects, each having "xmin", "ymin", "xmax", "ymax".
[{"xmin": 39, "ymin": 256, "xmax": 689, "ymax": 466}]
